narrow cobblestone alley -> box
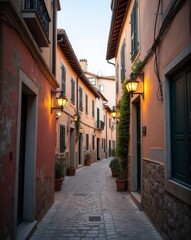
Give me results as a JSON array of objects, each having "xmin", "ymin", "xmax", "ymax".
[{"xmin": 31, "ymin": 158, "xmax": 163, "ymax": 240}]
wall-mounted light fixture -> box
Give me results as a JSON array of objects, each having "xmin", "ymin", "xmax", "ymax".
[
  {"xmin": 56, "ymin": 110, "xmax": 62, "ymax": 119},
  {"xmin": 71, "ymin": 113, "xmax": 78, "ymax": 122},
  {"xmin": 111, "ymin": 106, "xmax": 120, "ymax": 121},
  {"xmin": 51, "ymin": 90, "xmax": 68, "ymax": 113},
  {"xmin": 79, "ymin": 127, "xmax": 83, "ymax": 134},
  {"xmin": 126, "ymin": 72, "xmax": 144, "ymax": 98}
]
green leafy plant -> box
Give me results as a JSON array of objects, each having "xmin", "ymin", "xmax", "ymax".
[
  {"xmin": 116, "ymin": 83, "xmax": 130, "ymax": 179},
  {"xmin": 109, "ymin": 157, "xmax": 120, "ymax": 177},
  {"xmin": 111, "ymin": 148, "xmax": 116, "ymax": 157},
  {"xmin": 55, "ymin": 155, "xmax": 66, "ymax": 179},
  {"xmin": 132, "ymin": 59, "xmax": 144, "ymax": 75}
]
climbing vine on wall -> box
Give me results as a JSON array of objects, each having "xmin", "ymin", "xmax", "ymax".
[{"xmin": 116, "ymin": 83, "xmax": 130, "ymax": 177}]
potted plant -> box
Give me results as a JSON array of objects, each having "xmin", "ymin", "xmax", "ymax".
[
  {"xmin": 67, "ymin": 166, "xmax": 76, "ymax": 176},
  {"xmin": 84, "ymin": 153, "xmax": 91, "ymax": 166},
  {"xmin": 55, "ymin": 155, "xmax": 66, "ymax": 191},
  {"xmin": 109, "ymin": 157, "xmax": 120, "ymax": 177},
  {"xmin": 115, "ymin": 83, "xmax": 130, "ymax": 191}
]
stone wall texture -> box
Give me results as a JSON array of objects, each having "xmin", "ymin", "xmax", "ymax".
[{"xmin": 142, "ymin": 160, "xmax": 191, "ymax": 240}]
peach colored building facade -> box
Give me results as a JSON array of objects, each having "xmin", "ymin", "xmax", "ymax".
[
  {"xmin": 107, "ymin": 0, "xmax": 191, "ymax": 239},
  {"xmin": 56, "ymin": 29, "xmax": 100, "ymax": 166},
  {"xmin": 80, "ymin": 59, "xmax": 117, "ymax": 157},
  {"xmin": 0, "ymin": 0, "xmax": 61, "ymax": 239}
]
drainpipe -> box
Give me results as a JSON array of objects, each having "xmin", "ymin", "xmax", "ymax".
[
  {"xmin": 52, "ymin": 0, "xmax": 57, "ymax": 76},
  {"xmin": 107, "ymin": 60, "xmax": 115, "ymax": 67},
  {"xmin": 106, "ymin": 111, "xmax": 108, "ymax": 158}
]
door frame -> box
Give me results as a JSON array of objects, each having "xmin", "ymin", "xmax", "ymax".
[{"xmin": 14, "ymin": 70, "xmax": 38, "ymax": 234}]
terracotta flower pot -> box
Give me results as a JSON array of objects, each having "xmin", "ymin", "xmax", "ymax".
[
  {"xmin": 116, "ymin": 178, "xmax": 127, "ymax": 192},
  {"xmin": 55, "ymin": 177, "xmax": 64, "ymax": 191},
  {"xmin": 67, "ymin": 168, "xmax": 76, "ymax": 176},
  {"xmin": 111, "ymin": 168, "xmax": 118, "ymax": 177},
  {"xmin": 85, "ymin": 159, "xmax": 91, "ymax": 166}
]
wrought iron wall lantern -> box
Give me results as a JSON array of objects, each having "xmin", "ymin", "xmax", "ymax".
[
  {"xmin": 111, "ymin": 106, "xmax": 120, "ymax": 121},
  {"xmin": 125, "ymin": 72, "xmax": 144, "ymax": 99},
  {"xmin": 70, "ymin": 113, "xmax": 78, "ymax": 123},
  {"xmin": 51, "ymin": 90, "xmax": 68, "ymax": 115}
]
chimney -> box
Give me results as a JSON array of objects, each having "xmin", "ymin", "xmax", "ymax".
[{"xmin": 79, "ymin": 59, "xmax": 88, "ymax": 72}]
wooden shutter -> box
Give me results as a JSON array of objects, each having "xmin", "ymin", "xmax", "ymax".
[
  {"xmin": 61, "ymin": 65, "xmax": 66, "ymax": 94},
  {"xmin": 171, "ymin": 67, "xmax": 191, "ymax": 186}
]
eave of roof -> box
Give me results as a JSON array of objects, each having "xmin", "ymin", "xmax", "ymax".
[
  {"xmin": 106, "ymin": 0, "xmax": 130, "ymax": 60},
  {"xmin": 85, "ymin": 71, "xmax": 115, "ymax": 81},
  {"xmin": 57, "ymin": 29, "xmax": 100, "ymax": 98}
]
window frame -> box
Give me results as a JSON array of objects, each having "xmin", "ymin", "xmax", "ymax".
[{"xmin": 164, "ymin": 46, "xmax": 191, "ymax": 206}]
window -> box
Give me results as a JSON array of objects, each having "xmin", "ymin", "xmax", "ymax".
[
  {"xmin": 131, "ymin": 0, "xmax": 139, "ymax": 59},
  {"xmin": 79, "ymin": 86, "xmax": 83, "ymax": 111},
  {"xmin": 61, "ymin": 64, "xmax": 66, "ymax": 95},
  {"xmin": 85, "ymin": 94, "xmax": 88, "ymax": 115},
  {"xmin": 116, "ymin": 62, "xmax": 119, "ymax": 94},
  {"xmin": 92, "ymin": 100, "xmax": 95, "ymax": 118},
  {"xmin": 170, "ymin": 65, "xmax": 191, "ymax": 188},
  {"xmin": 92, "ymin": 135, "xmax": 95, "ymax": 150},
  {"xmin": 89, "ymin": 77, "xmax": 96, "ymax": 85},
  {"xmin": 60, "ymin": 125, "xmax": 65, "ymax": 153},
  {"xmin": 120, "ymin": 40, "xmax": 126, "ymax": 81},
  {"xmin": 86, "ymin": 134, "xmax": 89, "ymax": 151},
  {"xmin": 99, "ymin": 84, "xmax": 104, "ymax": 92},
  {"xmin": 71, "ymin": 78, "xmax": 75, "ymax": 105}
]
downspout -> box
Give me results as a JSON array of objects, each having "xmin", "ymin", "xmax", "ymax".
[
  {"xmin": 52, "ymin": 0, "xmax": 57, "ymax": 76},
  {"xmin": 106, "ymin": 111, "xmax": 108, "ymax": 158},
  {"xmin": 107, "ymin": 59, "xmax": 115, "ymax": 67}
]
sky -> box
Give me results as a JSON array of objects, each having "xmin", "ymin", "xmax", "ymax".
[{"xmin": 57, "ymin": 0, "xmax": 115, "ymax": 76}]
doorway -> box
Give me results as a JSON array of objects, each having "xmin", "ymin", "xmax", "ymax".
[
  {"xmin": 136, "ymin": 100, "xmax": 141, "ymax": 193},
  {"xmin": 97, "ymin": 138, "xmax": 100, "ymax": 160},
  {"xmin": 17, "ymin": 93, "xmax": 27, "ymax": 224},
  {"xmin": 70, "ymin": 128, "xmax": 75, "ymax": 167},
  {"xmin": 17, "ymin": 81, "xmax": 37, "ymax": 225},
  {"xmin": 78, "ymin": 133, "xmax": 82, "ymax": 165}
]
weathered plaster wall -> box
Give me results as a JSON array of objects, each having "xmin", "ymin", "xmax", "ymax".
[
  {"xmin": 142, "ymin": 160, "xmax": 191, "ymax": 240},
  {"xmin": 0, "ymin": 13, "xmax": 56, "ymax": 239}
]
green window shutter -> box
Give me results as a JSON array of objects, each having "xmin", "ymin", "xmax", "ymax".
[
  {"xmin": 120, "ymin": 41, "xmax": 126, "ymax": 81},
  {"xmin": 79, "ymin": 87, "xmax": 83, "ymax": 111},
  {"xmin": 61, "ymin": 65, "xmax": 66, "ymax": 95},
  {"xmin": 71, "ymin": 78, "xmax": 75, "ymax": 105},
  {"xmin": 60, "ymin": 125, "xmax": 65, "ymax": 153},
  {"xmin": 92, "ymin": 135, "xmax": 95, "ymax": 150},
  {"xmin": 131, "ymin": 0, "xmax": 138, "ymax": 58},
  {"xmin": 86, "ymin": 94, "xmax": 88, "ymax": 115},
  {"xmin": 171, "ymin": 66, "xmax": 191, "ymax": 187},
  {"xmin": 86, "ymin": 134, "xmax": 89, "ymax": 150},
  {"xmin": 92, "ymin": 100, "xmax": 95, "ymax": 118},
  {"xmin": 116, "ymin": 62, "xmax": 119, "ymax": 94}
]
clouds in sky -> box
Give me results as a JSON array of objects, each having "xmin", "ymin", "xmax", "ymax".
[{"xmin": 58, "ymin": 0, "xmax": 115, "ymax": 76}]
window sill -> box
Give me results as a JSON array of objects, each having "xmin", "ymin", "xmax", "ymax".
[{"xmin": 165, "ymin": 179, "xmax": 191, "ymax": 206}]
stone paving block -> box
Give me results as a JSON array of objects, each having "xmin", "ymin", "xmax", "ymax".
[{"xmin": 31, "ymin": 158, "xmax": 163, "ymax": 240}]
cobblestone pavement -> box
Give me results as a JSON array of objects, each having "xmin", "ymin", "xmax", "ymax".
[{"xmin": 31, "ymin": 158, "xmax": 163, "ymax": 240}]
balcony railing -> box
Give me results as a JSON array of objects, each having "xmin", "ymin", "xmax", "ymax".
[
  {"xmin": 96, "ymin": 120, "xmax": 105, "ymax": 130},
  {"xmin": 22, "ymin": 0, "xmax": 50, "ymax": 47}
]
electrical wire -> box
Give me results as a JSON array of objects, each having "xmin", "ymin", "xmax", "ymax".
[{"xmin": 153, "ymin": 0, "xmax": 163, "ymax": 101}]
